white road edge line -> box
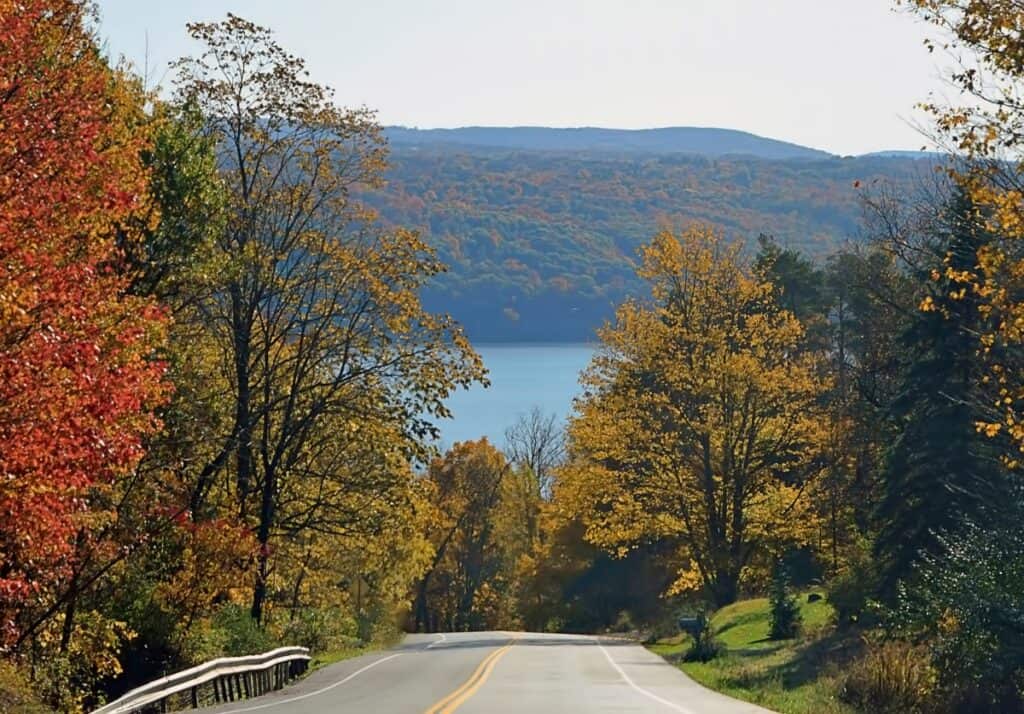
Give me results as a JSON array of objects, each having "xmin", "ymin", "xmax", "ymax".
[
  {"xmin": 596, "ymin": 639, "xmax": 696, "ymax": 714},
  {"xmin": 218, "ymin": 652, "xmax": 405, "ymax": 713},
  {"xmin": 427, "ymin": 632, "xmax": 447, "ymax": 648}
]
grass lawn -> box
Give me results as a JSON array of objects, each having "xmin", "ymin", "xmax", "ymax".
[{"xmin": 648, "ymin": 593, "xmax": 860, "ymax": 714}]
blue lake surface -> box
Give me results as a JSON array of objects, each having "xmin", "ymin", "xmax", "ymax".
[{"xmin": 437, "ymin": 343, "xmax": 596, "ymax": 449}]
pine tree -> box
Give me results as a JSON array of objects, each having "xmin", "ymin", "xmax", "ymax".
[
  {"xmin": 875, "ymin": 190, "xmax": 1008, "ymax": 599},
  {"xmin": 769, "ymin": 562, "xmax": 802, "ymax": 639}
]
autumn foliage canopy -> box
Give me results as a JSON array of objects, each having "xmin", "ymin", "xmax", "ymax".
[{"xmin": 0, "ymin": 0, "xmax": 167, "ymax": 645}]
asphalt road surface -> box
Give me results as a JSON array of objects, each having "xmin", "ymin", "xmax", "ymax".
[{"xmin": 199, "ymin": 631, "xmax": 773, "ymax": 714}]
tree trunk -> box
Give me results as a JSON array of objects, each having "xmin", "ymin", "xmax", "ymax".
[
  {"xmin": 231, "ymin": 283, "xmax": 253, "ymax": 517},
  {"xmin": 711, "ymin": 571, "xmax": 740, "ymax": 608},
  {"xmin": 251, "ymin": 465, "xmax": 275, "ymax": 624},
  {"xmin": 414, "ymin": 573, "xmax": 431, "ymax": 632}
]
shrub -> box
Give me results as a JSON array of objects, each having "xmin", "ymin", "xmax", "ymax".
[
  {"xmin": 543, "ymin": 616, "xmax": 566, "ymax": 633},
  {"xmin": 769, "ymin": 564, "xmax": 802, "ymax": 639},
  {"xmin": 829, "ymin": 547, "xmax": 880, "ymax": 628},
  {"xmin": 0, "ymin": 660, "xmax": 48, "ymax": 714},
  {"xmin": 642, "ymin": 611, "xmax": 687, "ymax": 645},
  {"xmin": 891, "ymin": 522, "xmax": 1024, "ymax": 712},
  {"xmin": 180, "ymin": 603, "xmax": 278, "ymax": 665},
  {"xmin": 279, "ymin": 608, "xmax": 360, "ymax": 653},
  {"xmin": 214, "ymin": 604, "xmax": 278, "ymax": 656},
  {"xmin": 840, "ymin": 639, "xmax": 936, "ymax": 713},
  {"xmin": 611, "ymin": 610, "xmax": 635, "ymax": 633},
  {"xmin": 684, "ymin": 618, "xmax": 723, "ymax": 662},
  {"xmin": 31, "ymin": 611, "xmax": 133, "ymax": 712}
]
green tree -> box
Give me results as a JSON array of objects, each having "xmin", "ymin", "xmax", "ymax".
[
  {"xmin": 769, "ymin": 562, "xmax": 802, "ymax": 639},
  {"xmin": 753, "ymin": 234, "xmax": 829, "ymax": 349},
  {"xmin": 875, "ymin": 191, "xmax": 1009, "ymax": 598}
]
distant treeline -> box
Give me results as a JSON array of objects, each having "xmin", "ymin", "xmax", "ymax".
[{"xmin": 363, "ymin": 146, "xmax": 938, "ymax": 340}]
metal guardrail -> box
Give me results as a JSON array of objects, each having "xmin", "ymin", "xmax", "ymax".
[{"xmin": 92, "ymin": 646, "xmax": 311, "ymax": 714}]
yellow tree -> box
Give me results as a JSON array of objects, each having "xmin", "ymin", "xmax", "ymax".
[
  {"xmin": 413, "ymin": 440, "xmax": 516, "ymax": 631},
  {"xmin": 171, "ymin": 15, "xmax": 485, "ymax": 624},
  {"xmin": 903, "ymin": 1, "xmax": 1024, "ymax": 455},
  {"xmin": 560, "ymin": 226, "xmax": 828, "ymax": 607}
]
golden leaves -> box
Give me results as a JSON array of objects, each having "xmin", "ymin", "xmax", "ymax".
[{"xmin": 560, "ymin": 225, "xmax": 829, "ymax": 600}]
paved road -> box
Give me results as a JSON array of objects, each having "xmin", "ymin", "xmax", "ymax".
[{"xmin": 201, "ymin": 631, "xmax": 772, "ymax": 714}]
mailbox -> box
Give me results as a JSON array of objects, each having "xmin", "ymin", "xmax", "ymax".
[{"xmin": 676, "ymin": 614, "xmax": 707, "ymax": 636}]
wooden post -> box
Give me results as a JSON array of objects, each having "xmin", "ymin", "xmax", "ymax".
[{"xmin": 191, "ymin": 685, "xmax": 199, "ymax": 709}]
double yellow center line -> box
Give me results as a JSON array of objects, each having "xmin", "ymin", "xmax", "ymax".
[{"xmin": 423, "ymin": 636, "xmax": 517, "ymax": 714}]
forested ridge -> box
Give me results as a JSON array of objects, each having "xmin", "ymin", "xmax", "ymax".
[
  {"xmin": 382, "ymin": 125, "xmax": 836, "ymax": 158},
  {"xmin": 365, "ymin": 147, "xmax": 933, "ymax": 340},
  {"xmin": 6, "ymin": 2, "xmax": 1024, "ymax": 714}
]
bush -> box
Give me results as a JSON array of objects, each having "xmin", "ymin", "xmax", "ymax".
[
  {"xmin": 31, "ymin": 611, "xmax": 132, "ymax": 712},
  {"xmin": 684, "ymin": 618, "xmax": 723, "ymax": 662},
  {"xmin": 890, "ymin": 522, "xmax": 1024, "ymax": 712},
  {"xmin": 769, "ymin": 564, "xmax": 802, "ymax": 639},
  {"xmin": 840, "ymin": 639, "xmax": 936, "ymax": 713},
  {"xmin": 180, "ymin": 603, "xmax": 278, "ymax": 665},
  {"xmin": 214, "ymin": 604, "xmax": 278, "ymax": 656},
  {"xmin": 610, "ymin": 610, "xmax": 635, "ymax": 633},
  {"xmin": 279, "ymin": 608, "xmax": 360, "ymax": 653},
  {"xmin": 543, "ymin": 616, "xmax": 566, "ymax": 633},
  {"xmin": 642, "ymin": 610, "xmax": 687, "ymax": 645},
  {"xmin": 829, "ymin": 548, "xmax": 880, "ymax": 628},
  {"xmin": 0, "ymin": 661, "xmax": 48, "ymax": 714}
]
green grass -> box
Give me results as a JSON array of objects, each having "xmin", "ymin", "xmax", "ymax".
[
  {"xmin": 647, "ymin": 635, "xmax": 689, "ymax": 660},
  {"xmin": 649, "ymin": 593, "xmax": 859, "ymax": 714},
  {"xmin": 309, "ymin": 644, "xmax": 376, "ymax": 671}
]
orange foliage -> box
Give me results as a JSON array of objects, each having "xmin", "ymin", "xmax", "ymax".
[{"xmin": 0, "ymin": 0, "xmax": 168, "ymax": 644}]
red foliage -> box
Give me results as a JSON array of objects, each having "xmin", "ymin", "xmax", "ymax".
[{"xmin": 0, "ymin": 0, "xmax": 167, "ymax": 644}]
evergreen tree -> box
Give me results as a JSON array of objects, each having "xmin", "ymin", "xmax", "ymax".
[
  {"xmin": 753, "ymin": 234, "xmax": 829, "ymax": 349},
  {"xmin": 769, "ymin": 562, "xmax": 802, "ymax": 639},
  {"xmin": 875, "ymin": 191, "xmax": 1008, "ymax": 599}
]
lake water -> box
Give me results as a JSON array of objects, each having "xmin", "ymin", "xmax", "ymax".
[{"xmin": 436, "ymin": 343, "xmax": 596, "ymax": 449}]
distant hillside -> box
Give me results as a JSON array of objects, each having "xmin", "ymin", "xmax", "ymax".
[
  {"xmin": 858, "ymin": 149, "xmax": 942, "ymax": 159},
  {"xmin": 385, "ymin": 126, "xmax": 834, "ymax": 160},
  {"xmin": 363, "ymin": 142, "xmax": 940, "ymax": 342}
]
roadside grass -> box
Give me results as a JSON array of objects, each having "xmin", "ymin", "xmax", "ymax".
[
  {"xmin": 649, "ymin": 593, "xmax": 860, "ymax": 714},
  {"xmin": 307, "ymin": 627, "xmax": 407, "ymax": 672},
  {"xmin": 309, "ymin": 645, "xmax": 372, "ymax": 671}
]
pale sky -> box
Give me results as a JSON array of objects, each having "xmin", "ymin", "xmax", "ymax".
[{"xmin": 94, "ymin": 0, "xmax": 953, "ymax": 156}]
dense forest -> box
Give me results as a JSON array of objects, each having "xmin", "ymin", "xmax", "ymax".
[
  {"xmin": 5, "ymin": 1, "xmax": 1024, "ymax": 713},
  {"xmin": 365, "ymin": 147, "xmax": 934, "ymax": 340}
]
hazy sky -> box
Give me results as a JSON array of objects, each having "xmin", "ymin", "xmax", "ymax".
[{"xmin": 94, "ymin": 0, "xmax": 953, "ymax": 155}]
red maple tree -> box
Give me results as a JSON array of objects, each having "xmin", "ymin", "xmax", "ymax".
[{"xmin": 0, "ymin": 0, "xmax": 168, "ymax": 645}]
